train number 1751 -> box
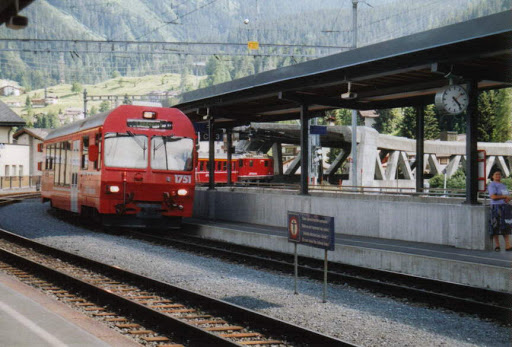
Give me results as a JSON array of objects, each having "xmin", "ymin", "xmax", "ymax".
[{"xmin": 174, "ymin": 175, "xmax": 191, "ymax": 184}]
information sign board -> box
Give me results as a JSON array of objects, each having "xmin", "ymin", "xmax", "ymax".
[
  {"xmin": 310, "ymin": 125, "xmax": 327, "ymax": 135},
  {"xmin": 287, "ymin": 211, "xmax": 334, "ymax": 250}
]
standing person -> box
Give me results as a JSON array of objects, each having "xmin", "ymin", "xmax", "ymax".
[{"xmin": 488, "ymin": 169, "xmax": 512, "ymax": 251}]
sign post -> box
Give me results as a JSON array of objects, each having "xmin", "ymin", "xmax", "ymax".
[
  {"xmin": 477, "ymin": 150, "xmax": 487, "ymax": 193},
  {"xmin": 287, "ymin": 211, "xmax": 334, "ymax": 302},
  {"xmin": 288, "ymin": 213, "xmax": 300, "ymax": 294}
]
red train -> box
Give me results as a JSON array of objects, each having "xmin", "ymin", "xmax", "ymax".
[
  {"xmin": 196, "ymin": 154, "xmax": 273, "ymax": 184},
  {"xmin": 41, "ymin": 105, "xmax": 197, "ymax": 229}
]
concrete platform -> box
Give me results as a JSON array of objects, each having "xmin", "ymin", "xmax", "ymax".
[
  {"xmin": 184, "ymin": 218, "xmax": 512, "ymax": 293},
  {"xmin": 0, "ymin": 272, "xmax": 140, "ymax": 347}
]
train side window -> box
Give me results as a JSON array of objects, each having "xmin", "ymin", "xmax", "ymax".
[
  {"xmin": 238, "ymin": 159, "xmax": 243, "ymax": 167},
  {"xmin": 82, "ymin": 136, "xmax": 89, "ymax": 170},
  {"xmin": 264, "ymin": 160, "xmax": 269, "ymax": 167},
  {"xmin": 206, "ymin": 161, "xmax": 211, "ymax": 171},
  {"xmin": 54, "ymin": 142, "xmax": 62, "ymax": 185},
  {"xmin": 222, "ymin": 161, "xmax": 227, "ymax": 171},
  {"xmin": 48, "ymin": 144, "xmax": 52, "ymax": 171},
  {"xmin": 94, "ymin": 134, "xmax": 102, "ymax": 170},
  {"xmin": 64, "ymin": 141, "xmax": 72, "ymax": 186},
  {"xmin": 51, "ymin": 143, "xmax": 56, "ymax": 171},
  {"xmin": 216, "ymin": 161, "xmax": 221, "ymax": 171},
  {"xmin": 44, "ymin": 145, "xmax": 49, "ymax": 170},
  {"xmin": 249, "ymin": 160, "xmax": 254, "ymax": 167}
]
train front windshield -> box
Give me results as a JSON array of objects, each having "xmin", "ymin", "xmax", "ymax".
[
  {"xmin": 104, "ymin": 132, "xmax": 148, "ymax": 169},
  {"xmin": 104, "ymin": 133, "xmax": 194, "ymax": 171},
  {"xmin": 151, "ymin": 136, "xmax": 194, "ymax": 171}
]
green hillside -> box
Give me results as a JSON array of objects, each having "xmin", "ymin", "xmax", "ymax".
[{"xmin": 1, "ymin": 73, "xmax": 205, "ymax": 127}]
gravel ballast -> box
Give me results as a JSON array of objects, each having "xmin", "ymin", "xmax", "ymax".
[{"xmin": 0, "ymin": 199, "xmax": 510, "ymax": 346}]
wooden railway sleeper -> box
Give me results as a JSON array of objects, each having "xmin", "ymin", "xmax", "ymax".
[{"xmin": 0, "ymin": 260, "xmax": 180, "ymax": 346}]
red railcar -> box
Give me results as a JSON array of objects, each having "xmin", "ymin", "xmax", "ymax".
[
  {"xmin": 196, "ymin": 154, "xmax": 273, "ymax": 184},
  {"xmin": 41, "ymin": 105, "xmax": 197, "ymax": 229}
]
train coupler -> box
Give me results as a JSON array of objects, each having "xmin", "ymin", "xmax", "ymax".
[
  {"xmin": 115, "ymin": 192, "xmax": 135, "ymax": 215},
  {"xmin": 163, "ymin": 192, "xmax": 183, "ymax": 210}
]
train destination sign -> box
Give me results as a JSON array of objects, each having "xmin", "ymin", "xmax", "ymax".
[
  {"xmin": 287, "ymin": 211, "xmax": 335, "ymax": 250},
  {"xmin": 127, "ymin": 119, "xmax": 173, "ymax": 129}
]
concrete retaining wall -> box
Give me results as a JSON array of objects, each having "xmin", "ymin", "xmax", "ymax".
[
  {"xmin": 185, "ymin": 222, "xmax": 509, "ymax": 292},
  {"xmin": 193, "ymin": 187, "xmax": 490, "ymax": 250}
]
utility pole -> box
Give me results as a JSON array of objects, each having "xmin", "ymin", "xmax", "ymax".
[{"xmin": 351, "ymin": 0, "xmax": 359, "ymax": 188}]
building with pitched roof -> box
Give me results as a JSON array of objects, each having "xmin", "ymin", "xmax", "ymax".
[
  {"xmin": 0, "ymin": 100, "xmax": 29, "ymax": 188},
  {"xmin": 13, "ymin": 127, "xmax": 51, "ymax": 178},
  {"xmin": 0, "ymin": 99, "xmax": 25, "ymax": 143}
]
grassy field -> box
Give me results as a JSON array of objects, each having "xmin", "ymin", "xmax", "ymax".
[{"xmin": 0, "ymin": 73, "xmax": 204, "ymax": 125}]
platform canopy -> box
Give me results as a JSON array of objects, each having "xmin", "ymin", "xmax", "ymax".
[
  {"xmin": 0, "ymin": 0, "xmax": 33, "ymax": 26},
  {"xmin": 174, "ymin": 11, "xmax": 512, "ymax": 127}
]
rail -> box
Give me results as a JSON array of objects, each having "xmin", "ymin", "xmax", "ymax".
[
  {"xmin": 206, "ymin": 181, "xmax": 490, "ymax": 200},
  {"xmin": 0, "ymin": 228, "xmax": 354, "ymax": 346}
]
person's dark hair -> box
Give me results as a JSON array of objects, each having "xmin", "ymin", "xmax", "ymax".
[{"xmin": 490, "ymin": 168, "xmax": 503, "ymax": 180}]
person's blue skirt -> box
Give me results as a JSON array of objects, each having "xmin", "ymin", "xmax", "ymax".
[{"xmin": 489, "ymin": 204, "xmax": 512, "ymax": 237}]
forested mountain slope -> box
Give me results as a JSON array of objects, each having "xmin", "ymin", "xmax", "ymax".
[{"xmin": 0, "ymin": 0, "xmax": 509, "ymax": 89}]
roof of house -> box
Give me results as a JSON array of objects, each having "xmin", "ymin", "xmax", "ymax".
[
  {"xmin": 0, "ymin": 100, "xmax": 25, "ymax": 126},
  {"xmin": 13, "ymin": 127, "xmax": 51, "ymax": 141}
]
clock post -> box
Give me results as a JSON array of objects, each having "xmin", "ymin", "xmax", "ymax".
[{"xmin": 465, "ymin": 79, "xmax": 480, "ymax": 205}]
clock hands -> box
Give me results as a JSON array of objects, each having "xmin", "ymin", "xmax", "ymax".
[{"xmin": 452, "ymin": 96, "xmax": 462, "ymax": 109}]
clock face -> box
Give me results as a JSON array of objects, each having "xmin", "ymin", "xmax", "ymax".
[{"xmin": 435, "ymin": 85, "xmax": 469, "ymax": 115}]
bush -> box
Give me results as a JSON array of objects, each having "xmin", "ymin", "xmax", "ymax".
[
  {"xmin": 429, "ymin": 169, "xmax": 466, "ymax": 190},
  {"xmin": 503, "ymin": 177, "xmax": 512, "ymax": 190}
]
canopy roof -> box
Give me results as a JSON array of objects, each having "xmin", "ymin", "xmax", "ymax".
[{"xmin": 175, "ymin": 11, "xmax": 512, "ymax": 127}]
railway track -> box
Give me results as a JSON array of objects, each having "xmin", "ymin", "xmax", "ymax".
[
  {"xmin": 0, "ymin": 228, "xmax": 353, "ymax": 347},
  {"xmin": 0, "ymin": 192, "xmax": 40, "ymax": 207},
  {"xmin": 122, "ymin": 226, "xmax": 512, "ymax": 325}
]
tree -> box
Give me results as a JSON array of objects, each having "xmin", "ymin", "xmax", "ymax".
[
  {"xmin": 71, "ymin": 82, "xmax": 83, "ymax": 94},
  {"xmin": 99, "ymin": 100, "xmax": 110, "ymax": 112},
  {"xmin": 332, "ymin": 109, "xmax": 363, "ymax": 126},
  {"xmin": 477, "ymin": 90, "xmax": 496, "ymax": 142},
  {"xmin": 179, "ymin": 67, "xmax": 194, "ymax": 93},
  {"xmin": 89, "ymin": 106, "xmax": 98, "ymax": 116},
  {"xmin": 494, "ymin": 89, "xmax": 512, "ymax": 142},
  {"xmin": 374, "ymin": 109, "xmax": 398, "ymax": 134},
  {"xmin": 424, "ymin": 105, "xmax": 440, "ymax": 140},
  {"xmin": 398, "ymin": 107, "xmax": 417, "ymax": 139},
  {"xmin": 25, "ymin": 95, "xmax": 32, "ymax": 109},
  {"xmin": 122, "ymin": 94, "xmax": 132, "ymax": 105},
  {"xmin": 398, "ymin": 106, "xmax": 440, "ymax": 140}
]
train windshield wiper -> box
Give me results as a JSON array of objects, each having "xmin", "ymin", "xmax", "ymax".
[{"xmin": 126, "ymin": 131, "xmax": 147, "ymax": 159}]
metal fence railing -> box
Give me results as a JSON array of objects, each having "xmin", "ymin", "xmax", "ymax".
[{"xmin": 208, "ymin": 181, "xmax": 490, "ymax": 200}]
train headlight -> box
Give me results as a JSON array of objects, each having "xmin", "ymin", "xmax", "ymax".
[
  {"xmin": 142, "ymin": 111, "xmax": 157, "ymax": 119},
  {"xmin": 177, "ymin": 189, "xmax": 188, "ymax": 196},
  {"xmin": 107, "ymin": 185, "xmax": 120, "ymax": 193}
]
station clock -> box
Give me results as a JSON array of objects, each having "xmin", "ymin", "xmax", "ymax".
[{"xmin": 434, "ymin": 84, "xmax": 469, "ymax": 115}]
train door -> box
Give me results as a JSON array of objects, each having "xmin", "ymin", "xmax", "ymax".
[{"xmin": 70, "ymin": 140, "xmax": 80, "ymax": 212}]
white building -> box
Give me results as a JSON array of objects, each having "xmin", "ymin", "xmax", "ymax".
[
  {"xmin": 13, "ymin": 128, "xmax": 50, "ymax": 178},
  {"xmin": 0, "ymin": 85, "xmax": 22, "ymax": 96},
  {"xmin": 0, "ymin": 100, "xmax": 29, "ymax": 188}
]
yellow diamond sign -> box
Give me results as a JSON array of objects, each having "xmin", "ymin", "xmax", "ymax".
[{"xmin": 247, "ymin": 41, "xmax": 259, "ymax": 50}]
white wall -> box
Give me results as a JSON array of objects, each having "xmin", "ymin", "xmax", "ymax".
[
  {"xmin": 0, "ymin": 144, "xmax": 29, "ymax": 176},
  {"xmin": 0, "ymin": 127, "xmax": 11, "ymax": 143}
]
